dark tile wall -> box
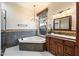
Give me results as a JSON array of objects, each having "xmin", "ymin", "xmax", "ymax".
[
  {"xmin": 1, "ymin": 32, "xmax": 6, "ymax": 51},
  {"xmin": 1, "ymin": 29, "xmax": 37, "ymax": 48},
  {"xmin": 1, "ymin": 32, "xmax": 6, "ymax": 56}
]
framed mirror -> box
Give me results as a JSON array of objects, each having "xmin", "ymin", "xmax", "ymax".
[{"xmin": 53, "ymin": 16, "xmax": 72, "ymax": 31}]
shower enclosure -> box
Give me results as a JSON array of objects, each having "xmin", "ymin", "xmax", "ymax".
[
  {"xmin": 1, "ymin": 10, "xmax": 6, "ymax": 56},
  {"xmin": 37, "ymin": 8, "xmax": 48, "ymax": 36}
]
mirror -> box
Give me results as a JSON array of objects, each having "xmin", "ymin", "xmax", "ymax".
[{"xmin": 53, "ymin": 16, "xmax": 72, "ymax": 31}]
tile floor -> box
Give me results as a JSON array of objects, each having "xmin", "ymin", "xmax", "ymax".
[{"xmin": 4, "ymin": 46, "xmax": 54, "ymax": 56}]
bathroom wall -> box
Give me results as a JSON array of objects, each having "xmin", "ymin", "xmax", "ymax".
[
  {"xmin": 1, "ymin": 2, "xmax": 37, "ymax": 48},
  {"xmin": 47, "ymin": 2, "xmax": 76, "ymax": 31},
  {"xmin": 1, "ymin": 2, "xmax": 37, "ymax": 30}
]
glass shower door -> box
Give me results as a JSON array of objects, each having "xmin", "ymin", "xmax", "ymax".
[{"xmin": 1, "ymin": 10, "xmax": 6, "ymax": 56}]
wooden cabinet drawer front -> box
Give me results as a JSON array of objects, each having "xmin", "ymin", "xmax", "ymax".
[
  {"xmin": 55, "ymin": 39, "xmax": 63, "ymax": 44},
  {"xmin": 64, "ymin": 40, "xmax": 75, "ymax": 47},
  {"xmin": 51, "ymin": 37, "xmax": 63, "ymax": 43},
  {"xmin": 64, "ymin": 46, "xmax": 75, "ymax": 55}
]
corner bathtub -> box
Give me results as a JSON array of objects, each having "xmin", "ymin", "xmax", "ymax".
[{"xmin": 18, "ymin": 36, "xmax": 46, "ymax": 51}]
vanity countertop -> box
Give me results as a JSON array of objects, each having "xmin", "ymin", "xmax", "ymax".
[{"xmin": 46, "ymin": 33, "xmax": 76, "ymax": 42}]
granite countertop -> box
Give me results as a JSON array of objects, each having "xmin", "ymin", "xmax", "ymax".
[{"xmin": 46, "ymin": 33, "xmax": 76, "ymax": 42}]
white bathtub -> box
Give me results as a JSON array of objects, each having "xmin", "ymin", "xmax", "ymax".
[
  {"xmin": 18, "ymin": 36, "xmax": 46, "ymax": 43},
  {"xmin": 18, "ymin": 36, "xmax": 46, "ymax": 51}
]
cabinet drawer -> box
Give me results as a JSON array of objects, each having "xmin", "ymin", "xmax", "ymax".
[
  {"xmin": 64, "ymin": 40, "xmax": 75, "ymax": 47},
  {"xmin": 55, "ymin": 39, "xmax": 63, "ymax": 44},
  {"xmin": 64, "ymin": 46, "xmax": 75, "ymax": 56}
]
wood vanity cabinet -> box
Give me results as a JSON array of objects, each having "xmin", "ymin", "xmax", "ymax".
[
  {"xmin": 46, "ymin": 36, "xmax": 64, "ymax": 56},
  {"xmin": 46, "ymin": 35, "xmax": 75, "ymax": 56}
]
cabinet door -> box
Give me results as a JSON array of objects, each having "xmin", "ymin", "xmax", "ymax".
[
  {"xmin": 56, "ymin": 43, "xmax": 63, "ymax": 56},
  {"xmin": 64, "ymin": 46, "xmax": 75, "ymax": 56},
  {"xmin": 64, "ymin": 40, "xmax": 75, "ymax": 56},
  {"xmin": 46, "ymin": 36, "xmax": 50, "ymax": 51},
  {"xmin": 50, "ymin": 39, "xmax": 56, "ymax": 55},
  {"xmin": 75, "ymin": 46, "xmax": 79, "ymax": 56},
  {"xmin": 77, "ymin": 47, "xmax": 79, "ymax": 56}
]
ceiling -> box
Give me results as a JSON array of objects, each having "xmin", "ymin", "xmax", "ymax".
[
  {"xmin": 13, "ymin": 2, "xmax": 50, "ymax": 14},
  {"xmin": 2, "ymin": 2, "xmax": 75, "ymax": 20},
  {"xmin": 2, "ymin": 2, "xmax": 50, "ymax": 20}
]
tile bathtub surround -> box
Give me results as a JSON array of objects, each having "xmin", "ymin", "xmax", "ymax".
[{"xmin": 1, "ymin": 31, "xmax": 6, "ymax": 56}]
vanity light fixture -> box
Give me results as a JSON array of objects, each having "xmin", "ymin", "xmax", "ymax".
[
  {"xmin": 53, "ymin": 8, "xmax": 71, "ymax": 19},
  {"xmin": 58, "ymin": 8, "xmax": 71, "ymax": 14}
]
